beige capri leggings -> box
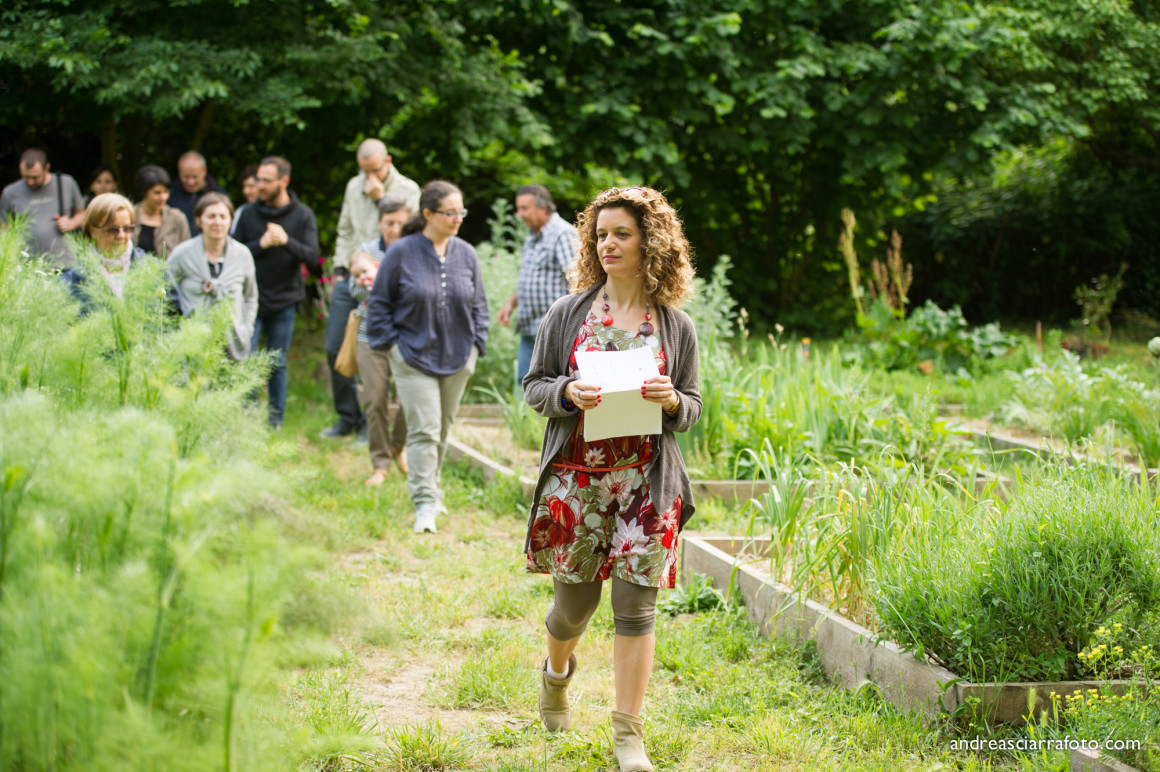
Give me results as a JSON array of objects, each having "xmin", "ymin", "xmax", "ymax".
[{"xmin": 545, "ymin": 577, "xmax": 659, "ymax": 639}]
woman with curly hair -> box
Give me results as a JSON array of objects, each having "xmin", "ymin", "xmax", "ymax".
[{"xmin": 522, "ymin": 186, "xmax": 701, "ymax": 772}]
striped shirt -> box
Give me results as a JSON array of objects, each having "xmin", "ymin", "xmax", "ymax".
[{"xmin": 516, "ymin": 212, "xmax": 577, "ymax": 337}]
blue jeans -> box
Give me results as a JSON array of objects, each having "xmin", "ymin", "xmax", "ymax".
[
  {"xmin": 251, "ymin": 304, "xmax": 297, "ymax": 426},
  {"xmin": 517, "ymin": 333, "xmax": 537, "ymax": 390},
  {"xmin": 323, "ymin": 277, "xmax": 364, "ymax": 432}
]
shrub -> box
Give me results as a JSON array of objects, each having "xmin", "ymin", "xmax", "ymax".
[
  {"xmin": 852, "ymin": 298, "xmax": 1022, "ymax": 376},
  {"xmin": 470, "ymin": 198, "xmax": 523, "ymax": 397}
]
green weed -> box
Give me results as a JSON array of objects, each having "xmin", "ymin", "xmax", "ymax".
[
  {"xmin": 288, "ymin": 669, "xmax": 381, "ymax": 768},
  {"xmin": 433, "ymin": 640, "xmax": 536, "ymax": 710},
  {"xmin": 875, "ymin": 465, "xmax": 1160, "ymax": 681},
  {"xmin": 382, "ymin": 720, "xmax": 476, "ymax": 771}
]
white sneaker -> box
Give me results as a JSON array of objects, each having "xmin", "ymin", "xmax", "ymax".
[{"xmin": 412, "ymin": 505, "xmax": 438, "ymax": 534}]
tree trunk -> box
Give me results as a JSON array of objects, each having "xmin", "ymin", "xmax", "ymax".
[
  {"xmin": 100, "ymin": 120, "xmax": 118, "ymax": 174},
  {"xmin": 119, "ymin": 116, "xmax": 147, "ymax": 188},
  {"xmin": 190, "ymin": 101, "xmax": 218, "ymax": 153}
]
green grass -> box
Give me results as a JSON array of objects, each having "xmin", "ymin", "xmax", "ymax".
[{"xmin": 269, "ymin": 319, "xmax": 1102, "ymax": 771}]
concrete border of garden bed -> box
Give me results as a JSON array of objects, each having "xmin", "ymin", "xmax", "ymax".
[
  {"xmin": 446, "ymin": 437, "xmax": 538, "ymax": 498},
  {"xmin": 1070, "ymin": 748, "xmax": 1143, "ymax": 772},
  {"xmin": 959, "ymin": 425, "xmax": 1154, "ymax": 483},
  {"xmin": 680, "ymin": 535, "xmax": 1133, "ymax": 726}
]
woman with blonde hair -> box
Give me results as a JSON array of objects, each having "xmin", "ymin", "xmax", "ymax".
[
  {"xmin": 62, "ymin": 192, "xmax": 151, "ymax": 300},
  {"xmin": 522, "ymin": 186, "xmax": 701, "ymax": 771}
]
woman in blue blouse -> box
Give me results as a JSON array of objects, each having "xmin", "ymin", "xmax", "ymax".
[{"xmin": 366, "ymin": 180, "xmax": 489, "ymax": 533}]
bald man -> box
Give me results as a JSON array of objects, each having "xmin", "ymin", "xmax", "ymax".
[
  {"xmin": 169, "ymin": 150, "xmax": 226, "ymax": 235},
  {"xmin": 321, "ymin": 139, "xmax": 420, "ymax": 440}
]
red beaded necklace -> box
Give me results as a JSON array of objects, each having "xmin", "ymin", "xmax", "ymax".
[{"xmin": 601, "ymin": 289, "xmax": 655, "ymax": 336}]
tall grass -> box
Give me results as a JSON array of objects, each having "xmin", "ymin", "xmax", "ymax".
[
  {"xmin": 0, "ymin": 227, "xmax": 327, "ymax": 769},
  {"xmin": 741, "ymin": 444, "xmax": 969, "ymax": 626},
  {"xmin": 874, "ymin": 464, "xmax": 1160, "ymax": 682},
  {"xmin": 470, "ymin": 198, "xmax": 523, "ymax": 397},
  {"xmin": 683, "ymin": 322, "xmax": 978, "ymax": 481},
  {"xmin": 474, "ymin": 383, "xmax": 544, "ymax": 452}
]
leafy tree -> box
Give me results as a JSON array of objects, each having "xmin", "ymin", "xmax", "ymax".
[
  {"xmin": 0, "ymin": 0, "xmax": 545, "ymax": 253},
  {"xmin": 5, "ymin": 0, "xmax": 1160, "ymax": 327},
  {"xmin": 475, "ymin": 0, "xmax": 1054, "ymax": 328}
]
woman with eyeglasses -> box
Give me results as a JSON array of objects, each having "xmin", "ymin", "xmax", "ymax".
[
  {"xmin": 521, "ymin": 186, "xmax": 701, "ymax": 772},
  {"xmin": 166, "ymin": 193, "xmax": 258, "ymax": 361},
  {"xmin": 366, "ymin": 180, "xmax": 489, "ymax": 534},
  {"xmin": 62, "ymin": 192, "xmax": 153, "ymax": 301}
]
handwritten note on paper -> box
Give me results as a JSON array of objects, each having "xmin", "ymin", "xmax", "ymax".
[{"xmin": 573, "ymin": 347, "xmax": 662, "ymax": 442}]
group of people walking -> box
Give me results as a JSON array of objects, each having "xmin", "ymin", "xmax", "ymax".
[{"xmin": 2, "ymin": 142, "xmax": 702, "ymax": 771}]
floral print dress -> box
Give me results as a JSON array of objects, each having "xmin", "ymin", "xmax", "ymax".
[{"xmin": 525, "ymin": 310, "xmax": 681, "ymax": 588}]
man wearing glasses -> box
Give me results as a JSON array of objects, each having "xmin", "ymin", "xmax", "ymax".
[
  {"xmin": 0, "ymin": 148, "xmax": 86, "ymax": 270},
  {"xmin": 322, "ymin": 139, "xmax": 421, "ymax": 440},
  {"xmin": 233, "ymin": 155, "xmax": 321, "ymax": 430}
]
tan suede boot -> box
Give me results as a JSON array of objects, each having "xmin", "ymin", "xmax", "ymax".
[
  {"xmin": 610, "ymin": 710, "xmax": 653, "ymax": 772},
  {"xmin": 538, "ymin": 654, "xmax": 577, "ymax": 732}
]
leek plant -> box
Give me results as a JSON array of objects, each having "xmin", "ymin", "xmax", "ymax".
[
  {"xmin": 686, "ymin": 329, "xmax": 978, "ymax": 481},
  {"xmin": 742, "ymin": 443, "xmax": 969, "ymax": 627}
]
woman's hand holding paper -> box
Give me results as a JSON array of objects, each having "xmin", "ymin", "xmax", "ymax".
[
  {"xmin": 566, "ymin": 379, "xmax": 603, "ymax": 411},
  {"xmin": 641, "ymin": 375, "xmax": 678, "ymax": 411}
]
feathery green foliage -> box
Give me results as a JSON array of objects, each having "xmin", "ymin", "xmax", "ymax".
[{"xmin": 0, "ymin": 227, "xmax": 327, "ymax": 769}]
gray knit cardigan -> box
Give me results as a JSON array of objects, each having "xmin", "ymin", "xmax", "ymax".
[
  {"xmin": 166, "ymin": 235, "xmax": 258, "ymax": 362},
  {"xmin": 521, "ymin": 283, "xmax": 702, "ymax": 552}
]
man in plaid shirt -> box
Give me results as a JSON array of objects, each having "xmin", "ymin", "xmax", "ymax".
[{"xmin": 498, "ymin": 185, "xmax": 578, "ymax": 387}]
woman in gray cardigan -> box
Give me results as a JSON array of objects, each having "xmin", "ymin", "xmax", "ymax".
[
  {"xmin": 166, "ymin": 193, "xmax": 258, "ymax": 361},
  {"xmin": 522, "ymin": 186, "xmax": 700, "ymax": 772}
]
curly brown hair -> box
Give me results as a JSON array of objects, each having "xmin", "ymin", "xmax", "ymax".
[{"xmin": 569, "ymin": 186, "xmax": 695, "ymax": 308}]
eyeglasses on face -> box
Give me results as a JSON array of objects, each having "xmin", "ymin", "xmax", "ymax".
[
  {"xmin": 433, "ymin": 208, "xmax": 468, "ymax": 219},
  {"xmin": 97, "ymin": 225, "xmax": 133, "ymax": 235}
]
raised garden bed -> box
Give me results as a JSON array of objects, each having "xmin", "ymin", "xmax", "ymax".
[
  {"xmin": 680, "ymin": 535, "xmax": 1133, "ymax": 725},
  {"xmin": 955, "ymin": 420, "xmax": 1155, "ymax": 482},
  {"xmin": 450, "ymin": 416, "xmax": 774, "ymax": 502}
]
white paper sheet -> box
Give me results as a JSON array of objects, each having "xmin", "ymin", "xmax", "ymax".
[{"xmin": 573, "ymin": 347, "xmax": 663, "ymax": 442}]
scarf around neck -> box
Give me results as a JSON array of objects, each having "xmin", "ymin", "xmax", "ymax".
[{"xmin": 98, "ymin": 243, "xmax": 133, "ymax": 299}]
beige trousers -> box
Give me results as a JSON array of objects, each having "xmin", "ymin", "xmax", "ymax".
[
  {"xmin": 389, "ymin": 346, "xmax": 477, "ymax": 509},
  {"xmin": 356, "ymin": 341, "xmax": 407, "ymax": 471}
]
